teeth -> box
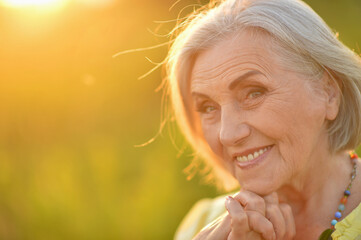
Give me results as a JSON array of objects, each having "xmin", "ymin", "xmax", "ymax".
[{"xmin": 236, "ymin": 146, "xmax": 271, "ymax": 163}]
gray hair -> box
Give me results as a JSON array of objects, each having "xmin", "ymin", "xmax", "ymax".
[{"xmin": 166, "ymin": 0, "xmax": 361, "ymax": 190}]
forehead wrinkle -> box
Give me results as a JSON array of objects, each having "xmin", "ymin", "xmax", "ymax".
[
  {"xmin": 191, "ymin": 51, "xmax": 273, "ymax": 91},
  {"xmin": 192, "ymin": 53, "xmax": 241, "ymax": 82}
]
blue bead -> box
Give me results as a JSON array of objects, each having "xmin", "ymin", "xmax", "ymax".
[
  {"xmin": 344, "ymin": 190, "xmax": 351, "ymax": 196},
  {"xmin": 335, "ymin": 211, "xmax": 342, "ymax": 218},
  {"xmin": 331, "ymin": 219, "xmax": 338, "ymax": 226},
  {"xmin": 338, "ymin": 204, "xmax": 345, "ymax": 211}
]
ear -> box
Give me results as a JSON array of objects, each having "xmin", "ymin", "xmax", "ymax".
[{"xmin": 323, "ymin": 70, "xmax": 341, "ymax": 121}]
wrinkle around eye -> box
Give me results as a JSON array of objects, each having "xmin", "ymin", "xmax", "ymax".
[
  {"xmin": 247, "ymin": 89, "xmax": 264, "ymax": 99},
  {"xmin": 241, "ymin": 88, "xmax": 267, "ymax": 109}
]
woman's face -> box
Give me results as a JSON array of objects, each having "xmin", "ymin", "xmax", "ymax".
[{"xmin": 190, "ymin": 32, "xmax": 334, "ymax": 194}]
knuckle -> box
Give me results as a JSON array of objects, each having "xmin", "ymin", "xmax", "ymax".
[
  {"xmin": 247, "ymin": 197, "xmax": 265, "ymax": 212},
  {"xmin": 280, "ymin": 203, "xmax": 292, "ymax": 213},
  {"xmin": 264, "ymin": 221, "xmax": 274, "ymax": 234},
  {"xmin": 266, "ymin": 204, "xmax": 278, "ymax": 215},
  {"xmin": 248, "ymin": 211, "xmax": 270, "ymax": 228},
  {"xmin": 254, "ymin": 197, "xmax": 265, "ymax": 207},
  {"xmin": 264, "ymin": 192, "xmax": 279, "ymax": 204},
  {"xmin": 231, "ymin": 213, "xmax": 247, "ymax": 224},
  {"xmin": 246, "ymin": 210, "xmax": 257, "ymax": 219}
]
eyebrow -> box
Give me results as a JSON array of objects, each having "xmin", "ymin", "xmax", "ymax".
[
  {"xmin": 191, "ymin": 92, "xmax": 212, "ymax": 102},
  {"xmin": 191, "ymin": 70, "xmax": 265, "ymax": 99},
  {"xmin": 228, "ymin": 70, "xmax": 264, "ymax": 90}
]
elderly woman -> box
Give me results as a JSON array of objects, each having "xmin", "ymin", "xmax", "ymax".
[{"xmin": 166, "ymin": 0, "xmax": 361, "ymax": 239}]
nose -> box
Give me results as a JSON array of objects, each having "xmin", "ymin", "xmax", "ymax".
[{"xmin": 219, "ymin": 104, "xmax": 251, "ymax": 146}]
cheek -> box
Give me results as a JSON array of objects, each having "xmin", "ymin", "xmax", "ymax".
[
  {"xmin": 201, "ymin": 120, "xmax": 222, "ymax": 156},
  {"xmin": 248, "ymin": 96, "xmax": 296, "ymax": 136},
  {"xmin": 251, "ymin": 92, "xmax": 327, "ymax": 157},
  {"xmin": 258, "ymin": 86, "xmax": 326, "ymax": 133}
]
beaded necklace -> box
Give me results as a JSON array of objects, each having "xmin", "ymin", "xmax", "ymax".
[{"xmin": 318, "ymin": 151, "xmax": 358, "ymax": 240}]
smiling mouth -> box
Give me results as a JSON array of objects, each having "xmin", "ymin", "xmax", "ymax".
[{"xmin": 234, "ymin": 145, "xmax": 272, "ymax": 163}]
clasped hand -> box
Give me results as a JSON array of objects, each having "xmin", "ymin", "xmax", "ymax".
[{"xmin": 193, "ymin": 191, "xmax": 296, "ymax": 240}]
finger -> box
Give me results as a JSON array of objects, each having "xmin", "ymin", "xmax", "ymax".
[
  {"xmin": 265, "ymin": 203, "xmax": 286, "ymax": 239},
  {"xmin": 233, "ymin": 190, "xmax": 266, "ymax": 216},
  {"xmin": 228, "ymin": 229, "xmax": 261, "ymax": 240},
  {"xmin": 246, "ymin": 211, "xmax": 276, "ymax": 240},
  {"xmin": 279, "ymin": 203, "xmax": 296, "ymax": 240},
  {"xmin": 225, "ymin": 196, "xmax": 250, "ymax": 238},
  {"xmin": 193, "ymin": 214, "xmax": 231, "ymax": 240},
  {"xmin": 208, "ymin": 214, "xmax": 232, "ymax": 239},
  {"xmin": 264, "ymin": 192, "xmax": 279, "ymax": 204},
  {"xmin": 202, "ymin": 213, "xmax": 227, "ymax": 230},
  {"xmin": 264, "ymin": 192, "xmax": 286, "ymax": 239}
]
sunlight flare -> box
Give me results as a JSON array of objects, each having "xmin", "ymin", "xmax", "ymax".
[{"xmin": 2, "ymin": 0, "xmax": 66, "ymax": 9}]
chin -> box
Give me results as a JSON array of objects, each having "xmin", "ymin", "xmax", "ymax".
[{"xmin": 240, "ymin": 181, "xmax": 278, "ymax": 196}]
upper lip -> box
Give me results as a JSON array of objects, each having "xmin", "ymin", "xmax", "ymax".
[{"xmin": 231, "ymin": 145, "xmax": 273, "ymax": 159}]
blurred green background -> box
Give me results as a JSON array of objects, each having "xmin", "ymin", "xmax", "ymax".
[{"xmin": 0, "ymin": 0, "xmax": 360, "ymax": 239}]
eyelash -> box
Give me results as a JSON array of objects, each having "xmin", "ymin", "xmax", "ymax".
[
  {"xmin": 246, "ymin": 88, "xmax": 265, "ymax": 99},
  {"xmin": 195, "ymin": 87, "xmax": 266, "ymax": 114},
  {"xmin": 196, "ymin": 103, "xmax": 217, "ymax": 114},
  {"xmin": 242, "ymin": 87, "xmax": 266, "ymax": 107}
]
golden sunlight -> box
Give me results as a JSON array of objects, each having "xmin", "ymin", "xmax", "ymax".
[{"xmin": 2, "ymin": 0, "xmax": 66, "ymax": 9}]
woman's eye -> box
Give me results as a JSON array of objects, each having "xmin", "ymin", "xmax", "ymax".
[
  {"xmin": 195, "ymin": 103, "xmax": 217, "ymax": 114},
  {"xmin": 242, "ymin": 88, "xmax": 266, "ymax": 108},
  {"xmin": 204, "ymin": 106, "xmax": 216, "ymax": 113},
  {"xmin": 247, "ymin": 90, "xmax": 263, "ymax": 99}
]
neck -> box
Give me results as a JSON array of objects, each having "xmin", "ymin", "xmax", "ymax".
[{"xmin": 276, "ymin": 149, "xmax": 352, "ymax": 222}]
